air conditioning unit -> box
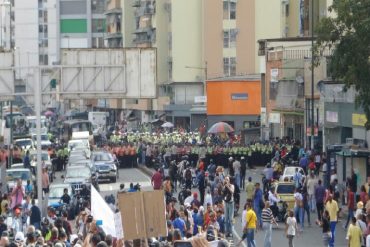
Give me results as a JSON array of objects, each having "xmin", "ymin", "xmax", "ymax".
[{"xmin": 282, "ymin": 0, "xmax": 289, "ymax": 4}]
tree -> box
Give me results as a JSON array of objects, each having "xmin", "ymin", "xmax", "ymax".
[{"xmin": 315, "ymin": 0, "xmax": 370, "ymax": 129}]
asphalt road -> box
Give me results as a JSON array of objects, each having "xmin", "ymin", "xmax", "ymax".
[{"xmin": 52, "ymin": 166, "xmax": 349, "ymax": 247}]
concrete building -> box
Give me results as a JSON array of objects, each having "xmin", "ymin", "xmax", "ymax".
[
  {"xmin": 0, "ymin": 0, "xmax": 12, "ymax": 50},
  {"xmin": 59, "ymin": 0, "xmax": 106, "ymax": 49},
  {"xmin": 14, "ymin": 0, "xmax": 57, "ymax": 73}
]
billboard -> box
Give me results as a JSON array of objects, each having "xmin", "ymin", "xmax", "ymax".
[
  {"xmin": 60, "ymin": 48, "xmax": 157, "ymax": 99},
  {"xmin": 206, "ymin": 80, "xmax": 261, "ymax": 115}
]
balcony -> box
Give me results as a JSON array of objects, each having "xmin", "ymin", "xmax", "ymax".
[
  {"xmin": 104, "ymin": 7, "xmax": 122, "ymax": 15},
  {"xmin": 133, "ymin": 27, "xmax": 153, "ymax": 34},
  {"xmin": 105, "ymin": 32, "xmax": 122, "ymax": 39},
  {"xmin": 132, "ymin": 0, "xmax": 141, "ymax": 7}
]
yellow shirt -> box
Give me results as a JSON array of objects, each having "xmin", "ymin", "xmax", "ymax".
[
  {"xmin": 246, "ymin": 209, "xmax": 257, "ymax": 229},
  {"xmin": 325, "ymin": 200, "xmax": 339, "ymax": 222},
  {"xmin": 245, "ymin": 182, "xmax": 255, "ymax": 200},
  {"xmin": 347, "ymin": 224, "xmax": 362, "ymax": 247}
]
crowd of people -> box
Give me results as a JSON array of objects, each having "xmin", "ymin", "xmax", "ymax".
[{"xmin": 2, "ymin": 129, "xmax": 370, "ymax": 247}]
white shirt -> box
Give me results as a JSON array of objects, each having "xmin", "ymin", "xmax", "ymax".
[
  {"xmin": 286, "ymin": 217, "xmax": 297, "ymax": 236},
  {"xmin": 307, "ymin": 177, "xmax": 317, "ymax": 195},
  {"xmin": 233, "ymin": 161, "xmax": 241, "ymax": 174},
  {"xmin": 294, "ymin": 192, "xmax": 303, "ymax": 208},
  {"xmin": 204, "ymin": 194, "xmax": 213, "ymax": 207},
  {"xmin": 184, "ymin": 195, "xmax": 194, "ymax": 206},
  {"xmin": 268, "ymin": 191, "xmax": 280, "ymax": 205},
  {"xmin": 241, "ymin": 210, "xmax": 247, "ymax": 229},
  {"xmin": 366, "ymin": 234, "xmax": 370, "ymax": 247}
]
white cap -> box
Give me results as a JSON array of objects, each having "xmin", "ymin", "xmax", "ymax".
[
  {"xmin": 15, "ymin": 232, "xmax": 24, "ymax": 242},
  {"xmin": 229, "ymin": 157, "xmax": 233, "ymax": 161}
]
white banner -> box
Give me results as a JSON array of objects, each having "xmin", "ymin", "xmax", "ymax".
[
  {"xmin": 91, "ymin": 186, "xmax": 121, "ymax": 238},
  {"xmin": 326, "ymin": 111, "xmax": 338, "ymax": 123}
]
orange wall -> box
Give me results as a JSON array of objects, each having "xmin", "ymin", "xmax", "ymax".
[{"xmin": 207, "ymin": 81, "xmax": 261, "ymax": 115}]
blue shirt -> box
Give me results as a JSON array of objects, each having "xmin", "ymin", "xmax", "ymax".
[
  {"xmin": 172, "ymin": 217, "xmax": 186, "ymax": 237},
  {"xmin": 293, "ymin": 172, "xmax": 302, "ymax": 188},
  {"xmin": 253, "ymin": 188, "xmax": 263, "ymax": 208},
  {"xmin": 217, "ymin": 215, "xmax": 225, "ymax": 233},
  {"xmin": 299, "ymin": 156, "xmax": 308, "ymax": 168}
]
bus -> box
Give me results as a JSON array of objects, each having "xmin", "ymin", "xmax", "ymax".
[
  {"xmin": 61, "ymin": 120, "xmax": 94, "ymax": 145},
  {"xmin": 27, "ymin": 116, "xmax": 48, "ymax": 135}
]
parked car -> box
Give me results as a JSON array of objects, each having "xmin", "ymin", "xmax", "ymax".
[{"xmin": 91, "ymin": 151, "xmax": 119, "ymax": 183}]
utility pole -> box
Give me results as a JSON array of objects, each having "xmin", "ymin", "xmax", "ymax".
[
  {"xmin": 8, "ymin": 101, "xmax": 13, "ymax": 167},
  {"xmin": 310, "ymin": 0, "xmax": 315, "ymax": 151},
  {"xmin": 35, "ymin": 67, "xmax": 43, "ymax": 215}
]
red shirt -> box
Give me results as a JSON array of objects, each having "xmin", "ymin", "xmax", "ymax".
[
  {"xmin": 347, "ymin": 191, "xmax": 355, "ymax": 209},
  {"xmin": 151, "ymin": 171, "xmax": 162, "ymax": 190}
]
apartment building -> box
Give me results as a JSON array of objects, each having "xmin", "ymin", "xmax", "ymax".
[
  {"xmin": 59, "ymin": 0, "xmax": 106, "ymax": 49},
  {"xmin": 0, "ymin": 0, "xmax": 12, "ymax": 50}
]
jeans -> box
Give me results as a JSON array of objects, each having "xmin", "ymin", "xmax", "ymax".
[
  {"xmin": 316, "ymin": 202, "xmax": 324, "ymax": 221},
  {"xmin": 309, "ymin": 194, "xmax": 316, "ymax": 212},
  {"xmin": 303, "ymin": 203, "xmax": 311, "ymax": 226},
  {"xmin": 263, "ymin": 222, "xmax": 272, "ymax": 247},
  {"xmin": 255, "ymin": 206, "xmax": 263, "ymax": 228},
  {"xmin": 224, "ymin": 201, "xmax": 234, "ymax": 235},
  {"xmin": 345, "ymin": 208, "xmax": 354, "ymax": 228},
  {"xmin": 240, "ymin": 173, "xmax": 246, "ymax": 189},
  {"xmin": 294, "ymin": 206, "xmax": 304, "ymax": 229},
  {"xmin": 287, "ymin": 235, "xmax": 294, "ymax": 247},
  {"xmin": 329, "ymin": 221, "xmax": 336, "ymax": 247},
  {"xmin": 245, "ymin": 228, "xmax": 256, "ymax": 247},
  {"xmin": 235, "ymin": 173, "xmax": 241, "ymax": 188}
]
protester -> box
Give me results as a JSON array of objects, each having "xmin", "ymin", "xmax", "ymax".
[
  {"xmin": 325, "ymin": 194, "xmax": 339, "ymax": 247},
  {"xmin": 261, "ymin": 201, "xmax": 277, "ymax": 247}
]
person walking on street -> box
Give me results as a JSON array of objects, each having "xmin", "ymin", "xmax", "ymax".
[
  {"xmin": 325, "ymin": 194, "xmax": 339, "ymax": 247},
  {"xmin": 253, "ymin": 183, "xmax": 264, "ymax": 228},
  {"xmin": 238, "ymin": 200, "xmax": 257, "ymax": 247},
  {"xmin": 42, "ymin": 168, "xmax": 50, "ymax": 199},
  {"xmin": 346, "ymin": 217, "xmax": 362, "ymax": 247},
  {"xmin": 11, "ymin": 179, "xmax": 25, "ymax": 209},
  {"xmin": 293, "ymin": 188, "xmax": 304, "ymax": 231},
  {"xmin": 240, "ymin": 157, "xmax": 247, "ymax": 189},
  {"xmin": 245, "ymin": 177, "xmax": 255, "ymax": 201},
  {"xmin": 151, "ymin": 168, "xmax": 163, "ymax": 190},
  {"xmin": 317, "ymin": 210, "xmax": 332, "ymax": 247},
  {"xmin": 233, "ymin": 158, "xmax": 241, "ymax": 189},
  {"xmin": 285, "ymin": 210, "xmax": 298, "ymax": 247},
  {"xmin": 315, "ymin": 179, "xmax": 326, "ymax": 221},
  {"xmin": 307, "ymin": 172, "xmax": 317, "ymax": 212},
  {"xmin": 261, "ymin": 201, "xmax": 278, "ymax": 247},
  {"xmin": 197, "ymin": 170, "xmax": 206, "ymax": 206},
  {"xmin": 222, "ymin": 176, "xmax": 234, "ymax": 238},
  {"xmin": 344, "ymin": 186, "xmax": 355, "ymax": 229}
]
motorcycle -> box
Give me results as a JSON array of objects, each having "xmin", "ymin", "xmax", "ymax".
[{"xmin": 275, "ymin": 200, "xmax": 288, "ymax": 222}]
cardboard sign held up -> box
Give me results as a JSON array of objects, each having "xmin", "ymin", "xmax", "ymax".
[{"xmin": 118, "ymin": 190, "xmax": 167, "ymax": 240}]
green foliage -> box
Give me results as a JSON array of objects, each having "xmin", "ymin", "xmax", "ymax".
[{"xmin": 315, "ymin": 0, "xmax": 370, "ymax": 129}]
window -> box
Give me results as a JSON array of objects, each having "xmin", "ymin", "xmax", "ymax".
[
  {"xmin": 230, "ymin": 57, "xmax": 236, "ymax": 76},
  {"xmin": 92, "ymin": 19, "xmax": 105, "ymax": 33},
  {"xmin": 223, "ymin": 57, "xmax": 236, "ymax": 76},
  {"xmin": 224, "ymin": 29, "xmax": 237, "ymax": 48},
  {"xmin": 223, "ymin": 1, "xmax": 236, "ymax": 20},
  {"xmin": 223, "ymin": 30, "xmax": 229, "ymax": 48},
  {"xmin": 230, "ymin": 2, "xmax": 236, "ymax": 19},
  {"xmin": 92, "ymin": 0, "xmax": 106, "ymax": 14},
  {"xmin": 39, "ymin": 54, "xmax": 48, "ymax": 65},
  {"xmin": 223, "ymin": 57, "xmax": 229, "ymax": 76}
]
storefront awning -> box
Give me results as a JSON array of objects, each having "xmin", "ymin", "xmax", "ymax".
[
  {"xmin": 336, "ymin": 148, "xmax": 370, "ymax": 157},
  {"xmin": 272, "ymin": 109, "xmax": 304, "ymax": 116}
]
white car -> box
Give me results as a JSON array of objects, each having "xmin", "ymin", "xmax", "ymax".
[
  {"xmin": 279, "ymin": 166, "xmax": 306, "ymax": 182},
  {"xmin": 32, "ymin": 134, "xmax": 52, "ymax": 149},
  {"xmin": 14, "ymin": 138, "xmax": 34, "ymax": 151},
  {"xmin": 29, "ymin": 150, "xmax": 52, "ymax": 170}
]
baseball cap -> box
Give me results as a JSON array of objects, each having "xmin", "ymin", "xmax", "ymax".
[{"xmin": 14, "ymin": 232, "xmax": 25, "ymax": 242}]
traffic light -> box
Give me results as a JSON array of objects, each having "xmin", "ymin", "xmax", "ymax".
[{"xmin": 50, "ymin": 79, "xmax": 57, "ymax": 89}]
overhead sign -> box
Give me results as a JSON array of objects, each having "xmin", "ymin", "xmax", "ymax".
[
  {"xmin": 269, "ymin": 112, "xmax": 281, "ymax": 124},
  {"xmin": 118, "ymin": 190, "xmax": 167, "ymax": 240},
  {"xmin": 352, "ymin": 113, "xmax": 367, "ymax": 127},
  {"xmin": 60, "ymin": 48, "xmax": 157, "ymax": 99}
]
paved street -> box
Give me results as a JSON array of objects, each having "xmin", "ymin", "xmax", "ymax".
[{"xmin": 52, "ymin": 166, "xmax": 349, "ymax": 246}]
